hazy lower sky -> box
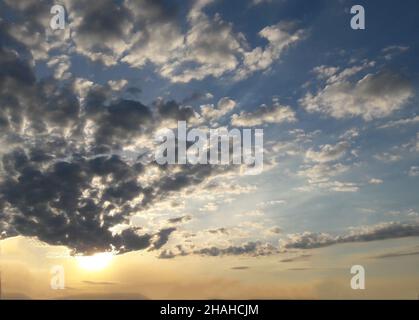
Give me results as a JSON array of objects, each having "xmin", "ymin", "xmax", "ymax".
[{"xmin": 0, "ymin": 0, "xmax": 419, "ymax": 299}]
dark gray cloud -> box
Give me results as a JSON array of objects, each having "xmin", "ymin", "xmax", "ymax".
[
  {"xmin": 126, "ymin": 87, "xmax": 142, "ymax": 97},
  {"xmin": 83, "ymin": 280, "xmax": 118, "ymax": 286},
  {"xmin": 181, "ymin": 91, "xmax": 213, "ymax": 105},
  {"xmin": 0, "ymin": 153, "xmax": 156, "ymax": 254},
  {"xmin": 158, "ymin": 250, "xmax": 176, "ymax": 259},
  {"xmin": 155, "ymin": 99, "xmax": 196, "ymax": 122},
  {"xmin": 280, "ymin": 254, "xmax": 311, "ymax": 263},
  {"xmin": 168, "ymin": 215, "xmax": 192, "ymax": 224},
  {"xmin": 159, "ymin": 221, "xmax": 419, "ymax": 259},
  {"xmin": 282, "ymin": 221, "xmax": 419, "ymax": 250},
  {"xmin": 150, "ymin": 227, "xmax": 176, "ymax": 250},
  {"xmin": 89, "ymin": 99, "xmax": 153, "ymax": 146},
  {"xmin": 76, "ymin": 0, "xmax": 132, "ymax": 41},
  {"xmin": 158, "ymin": 242, "xmax": 278, "ymax": 259},
  {"xmin": 287, "ymin": 268, "xmax": 311, "ymax": 271},
  {"xmin": 231, "ymin": 266, "xmax": 250, "ymax": 270},
  {"xmin": 194, "ymin": 242, "xmax": 277, "ymax": 257},
  {"xmin": 207, "ymin": 227, "xmax": 229, "ymax": 235},
  {"xmin": 158, "ymin": 245, "xmax": 189, "ymax": 259}
]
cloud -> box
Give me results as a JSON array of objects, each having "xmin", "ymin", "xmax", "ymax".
[
  {"xmin": 163, "ymin": 2, "xmax": 306, "ymax": 82},
  {"xmin": 194, "ymin": 241, "xmax": 278, "ymax": 256},
  {"xmin": 296, "ymin": 162, "xmax": 358, "ymax": 192},
  {"xmin": 2, "ymin": 0, "xmax": 67, "ymax": 61},
  {"xmin": 269, "ymin": 227, "xmax": 282, "ymax": 234},
  {"xmin": 312, "ymin": 65, "xmax": 340, "ymax": 80},
  {"xmin": 155, "ymin": 99, "xmax": 196, "ymax": 122},
  {"xmin": 150, "ymin": 227, "xmax": 177, "ymax": 250},
  {"xmin": 381, "ymin": 45, "xmax": 409, "ymax": 61},
  {"xmin": 200, "ymin": 202, "xmax": 219, "ymax": 212},
  {"xmin": 207, "ymin": 227, "xmax": 229, "ymax": 235},
  {"xmin": 297, "ymin": 162, "xmax": 349, "ymax": 182},
  {"xmin": 66, "ymin": 0, "xmax": 181, "ymax": 67},
  {"xmin": 159, "ymin": 241, "xmax": 278, "ymax": 259},
  {"xmin": 378, "ymin": 115, "xmax": 419, "ymax": 129},
  {"xmin": 158, "ymin": 244, "xmax": 189, "ymax": 259},
  {"xmin": 2, "ymin": 0, "xmax": 307, "ymax": 83},
  {"xmin": 235, "ymin": 21, "xmax": 306, "ymax": 80},
  {"xmin": 301, "ymin": 64, "xmax": 414, "ymax": 121},
  {"xmin": 280, "ymin": 254, "xmax": 311, "ymax": 263},
  {"xmin": 83, "ymin": 280, "xmax": 118, "ymax": 286},
  {"xmin": 161, "ymin": 3, "xmax": 245, "ymax": 83},
  {"xmin": 305, "ymin": 141, "xmax": 350, "ymax": 163},
  {"xmin": 200, "ymin": 97, "xmax": 237, "ymax": 123},
  {"xmin": 159, "ymin": 220, "xmax": 419, "ymax": 258},
  {"xmin": 89, "ymin": 99, "xmax": 153, "ymax": 145},
  {"xmin": 108, "ymin": 79, "xmax": 128, "ymax": 92},
  {"xmin": 182, "ymin": 92, "xmax": 214, "ymax": 104},
  {"xmin": 281, "ymin": 232, "xmax": 336, "ymax": 249},
  {"xmin": 373, "ymin": 152, "xmax": 402, "ymax": 163},
  {"xmin": 231, "ymin": 101, "xmax": 296, "ymax": 126},
  {"xmin": 281, "ymin": 221, "xmax": 419, "ymax": 250},
  {"xmin": 251, "ymin": 0, "xmax": 273, "ymax": 5},
  {"xmin": 47, "ymin": 55, "xmax": 72, "ymax": 80},
  {"xmin": 408, "ymin": 166, "xmax": 419, "ymax": 177},
  {"xmin": 130, "ymin": 0, "xmax": 298, "ymax": 82},
  {"xmin": 168, "ymin": 215, "xmax": 192, "ymax": 224},
  {"xmin": 3, "ymin": 0, "xmax": 306, "ymax": 83},
  {"xmin": 231, "ymin": 266, "xmax": 250, "ymax": 270},
  {"xmin": 258, "ymin": 200, "xmax": 287, "ymax": 208},
  {"xmin": 371, "ymin": 247, "xmax": 419, "ymax": 259},
  {"xmin": 368, "ymin": 178, "xmax": 383, "ymax": 185}
]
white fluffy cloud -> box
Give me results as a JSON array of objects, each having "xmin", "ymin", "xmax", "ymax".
[
  {"xmin": 159, "ymin": 2, "xmax": 246, "ymax": 83},
  {"xmin": 107, "ymin": 79, "xmax": 128, "ymax": 91},
  {"xmin": 301, "ymin": 64, "xmax": 414, "ymax": 121},
  {"xmin": 200, "ymin": 97, "xmax": 237, "ymax": 123},
  {"xmin": 161, "ymin": 4, "xmax": 305, "ymax": 82},
  {"xmin": 231, "ymin": 101, "xmax": 296, "ymax": 126},
  {"xmin": 235, "ymin": 21, "xmax": 306, "ymax": 80}
]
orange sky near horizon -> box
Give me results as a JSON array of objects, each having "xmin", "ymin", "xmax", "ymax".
[{"xmin": 1, "ymin": 236, "xmax": 419, "ymax": 300}]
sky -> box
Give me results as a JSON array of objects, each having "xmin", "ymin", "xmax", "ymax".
[{"xmin": 0, "ymin": 0, "xmax": 419, "ymax": 299}]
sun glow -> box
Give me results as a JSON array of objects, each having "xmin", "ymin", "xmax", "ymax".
[{"xmin": 76, "ymin": 252, "xmax": 114, "ymax": 271}]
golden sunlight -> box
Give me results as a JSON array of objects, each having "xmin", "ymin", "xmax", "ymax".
[{"xmin": 76, "ymin": 252, "xmax": 114, "ymax": 271}]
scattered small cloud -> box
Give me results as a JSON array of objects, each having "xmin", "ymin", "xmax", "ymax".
[
  {"xmin": 231, "ymin": 266, "xmax": 250, "ymax": 270},
  {"xmin": 231, "ymin": 101, "xmax": 296, "ymax": 126},
  {"xmin": 408, "ymin": 166, "xmax": 419, "ymax": 177},
  {"xmin": 368, "ymin": 178, "xmax": 383, "ymax": 185}
]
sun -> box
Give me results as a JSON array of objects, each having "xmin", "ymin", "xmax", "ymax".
[{"xmin": 76, "ymin": 252, "xmax": 114, "ymax": 271}]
